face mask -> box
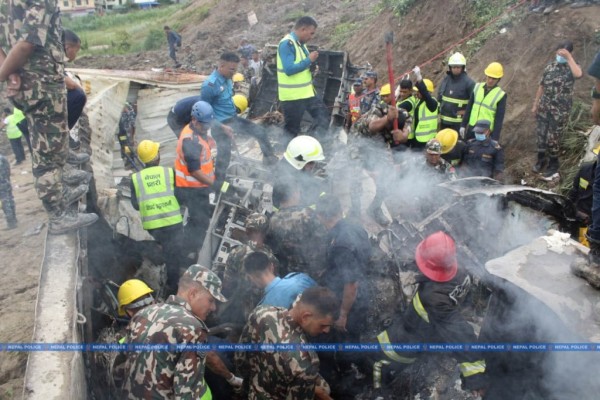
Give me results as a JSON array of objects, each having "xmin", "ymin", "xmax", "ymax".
[
  {"xmin": 475, "ymin": 133, "xmax": 487, "ymax": 141},
  {"xmin": 556, "ymin": 55, "xmax": 567, "ymax": 64}
]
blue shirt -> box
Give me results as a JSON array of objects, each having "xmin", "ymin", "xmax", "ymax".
[
  {"xmin": 200, "ymin": 69, "xmax": 236, "ymax": 122},
  {"xmin": 259, "ymin": 272, "xmax": 317, "ymax": 309},
  {"xmin": 278, "ymin": 32, "xmax": 312, "ymax": 76},
  {"xmin": 172, "ymin": 95, "xmax": 202, "ymax": 124}
]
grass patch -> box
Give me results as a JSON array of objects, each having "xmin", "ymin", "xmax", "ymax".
[
  {"xmin": 376, "ymin": 0, "xmax": 418, "ymax": 17},
  {"xmin": 283, "ymin": 9, "xmax": 305, "ymax": 23},
  {"xmin": 330, "ymin": 21, "xmax": 359, "ymax": 50},
  {"xmin": 558, "ymin": 101, "xmax": 592, "ymax": 195}
]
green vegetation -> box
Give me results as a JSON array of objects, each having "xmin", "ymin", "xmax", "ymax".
[
  {"xmin": 376, "ymin": 0, "xmax": 418, "ymax": 17},
  {"xmin": 63, "ymin": 4, "xmax": 195, "ymax": 56},
  {"xmin": 283, "ymin": 9, "xmax": 306, "ymax": 23},
  {"xmin": 330, "ymin": 22, "xmax": 359, "ymax": 50},
  {"xmin": 558, "ymin": 101, "xmax": 591, "ymax": 195}
]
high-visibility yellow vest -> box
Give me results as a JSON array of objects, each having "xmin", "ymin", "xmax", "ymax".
[
  {"xmin": 440, "ymin": 95, "xmax": 469, "ymax": 124},
  {"xmin": 468, "ymin": 83, "xmax": 505, "ymax": 131},
  {"xmin": 398, "ymin": 96, "xmax": 418, "ymax": 139},
  {"xmin": 5, "ymin": 109, "xmax": 25, "ymax": 139},
  {"xmin": 131, "ymin": 166, "xmax": 183, "ymax": 230},
  {"xmin": 276, "ymin": 34, "xmax": 314, "ymax": 101},
  {"xmin": 414, "ymin": 102, "xmax": 439, "ymax": 142}
]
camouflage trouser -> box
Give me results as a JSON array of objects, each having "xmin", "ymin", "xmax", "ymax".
[
  {"xmin": 0, "ymin": 157, "xmax": 17, "ymax": 223},
  {"xmin": 536, "ymin": 113, "xmax": 568, "ymax": 157},
  {"xmin": 11, "ymin": 80, "xmax": 68, "ymax": 217}
]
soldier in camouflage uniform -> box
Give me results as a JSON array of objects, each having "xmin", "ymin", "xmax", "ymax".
[
  {"xmin": 267, "ymin": 181, "xmax": 328, "ymax": 280},
  {"xmin": 118, "ymin": 102, "xmax": 138, "ymax": 170},
  {"xmin": 0, "ymin": 0, "xmax": 97, "ymax": 234},
  {"xmin": 532, "ymin": 40, "xmax": 583, "ymax": 180},
  {"xmin": 0, "ymin": 155, "xmax": 17, "ymax": 229},
  {"xmin": 348, "ymin": 82, "xmax": 411, "ymax": 224},
  {"xmin": 234, "ymin": 286, "xmax": 339, "ymax": 400},
  {"xmin": 121, "ymin": 265, "xmax": 227, "ymax": 399},
  {"xmin": 423, "ymin": 139, "xmax": 457, "ymax": 181},
  {"xmin": 218, "ymin": 212, "xmax": 279, "ymax": 325}
]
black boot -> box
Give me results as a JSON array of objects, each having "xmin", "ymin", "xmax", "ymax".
[
  {"xmin": 541, "ymin": 157, "xmax": 559, "ymax": 181},
  {"xmin": 532, "ymin": 152, "xmax": 546, "ymax": 173}
]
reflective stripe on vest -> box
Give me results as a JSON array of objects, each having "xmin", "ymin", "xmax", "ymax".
[
  {"xmin": 440, "ymin": 94, "xmax": 468, "ymax": 123},
  {"xmin": 414, "ymin": 103, "xmax": 439, "ymax": 142},
  {"xmin": 412, "ymin": 291, "xmax": 430, "ymax": 323},
  {"xmin": 458, "ymin": 360, "xmax": 486, "ymax": 377},
  {"xmin": 398, "ymin": 97, "xmax": 417, "ymax": 139},
  {"xmin": 376, "ymin": 330, "xmax": 417, "ymax": 364},
  {"xmin": 132, "ymin": 166, "xmax": 183, "ymax": 230},
  {"xmin": 200, "ymin": 379, "xmax": 212, "ymax": 400},
  {"xmin": 276, "ymin": 34, "xmax": 314, "ymax": 101},
  {"xmin": 468, "ymin": 83, "xmax": 505, "ymax": 131},
  {"xmin": 580, "ymin": 177, "xmax": 589, "ymax": 190},
  {"xmin": 5, "ymin": 114, "xmax": 23, "ymax": 139},
  {"xmin": 174, "ymin": 125, "xmax": 215, "ymax": 188}
]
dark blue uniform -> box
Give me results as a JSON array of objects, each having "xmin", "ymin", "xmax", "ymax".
[
  {"xmin": 167, "ymin": 95, "xmax": 202, "ymax": 137},
  {"xmin": 462, "ymin": 138, "xmax": 504, "ymax": 179}
]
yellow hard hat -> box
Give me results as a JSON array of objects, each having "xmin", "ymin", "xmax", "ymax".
[
  {"xmin": 380, "ymin": 83, "xmax": 392, "ymax": 96},
  {"xmin": 232, "ymin": 72, "xmax": 245, "ymax": 82},
  {"xmin": 137, "ymin": 140, "xmax": 160, "ymax": 164},
  {"xmin": 436, "ymin": 128, "xmax": 458, "ymax": 154},
  {"xmin": 484, "ymin": 62, "xmax": 504, "ymax": 79},
  {"xmin": 423, "ymin": 79, "xmax": 434, "ymax": 93},
  {"xmin": 117, "ymin": 279, "xmax": 154, "ymax": 316},
  {"xmin": 233, "ymin": 94, "xmax": 248, "ymax": 114}
]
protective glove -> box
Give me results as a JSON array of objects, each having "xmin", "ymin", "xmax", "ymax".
[
  {"xmin": 459, "ymin": 127, "xmax": 466, "ymax": 140},
  {"xmin": 123, "ymin": 145, "xmax": 132, "ymax": 155},
  {"xmin": 412, "ymin": 66, "xmax": 422, "ymax": 82},
  {"xmin": 226, "ymin": 373, "xmax": 243, "ymax": 387}
]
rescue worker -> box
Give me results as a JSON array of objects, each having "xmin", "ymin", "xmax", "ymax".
[
  {"xmin": 374, "ymin": 231, "xmax": 487, "ymax": 395},
  {"xmin": 360, "ymin": 71, "xmax": 380, "ymax": 114},
  {"xmin": 409, "ymin": 66, "xmax": 439, "ymax": 150},
  {"xmin": 437, "ymin": 52, "xmax": 475, "ymax": 132},
  {"xmin": 201, "ymin": 52, "xmax": 277, "ymax": 185},
  {"xmin": 120, "ymin": 265, "xmax": 227, "ymax": 399},
  {"xmin": 277, "ymin": 16, "xmax": 329, "ymax": 144},
  {"xmin": 0, "ymin": 154, "xmax": 17, "ymax": 230},
  {"xmin": 567, "ymin": 147, "xmax": 598, "ymax": 247},
  {"xmin": 130, "ymin": 140, "xmax": 184, "ymax": 295},
  {"xmin": 316, "ymin": 194, "xmax": 371, "ymax": 336},
  {"xmin": 0, "ymin": 0, "xmax": 98, "ymax": 234},
  {"xmin": 272, "ymin": 135, "xmax": 328, "ymax": 209},
  {"xmin": 349, "ymin": 83, "xmax": 410, "ymax": 224},
  {"xmin": 164, "ymin": 26, "xmax": 182, "ymax": 68},
  {"xmin": 396, "ymin": 78, "xmax": 416, "ymax": 119},
  {"xmin": 174, "ymin": 101, "xmax": 216, "ymax": 257},
  {"xmin": 117, "ymin": 102, "xmax": 138, "ymax": 170},
  {"xmin": 232, "ymin": 93, "xmax": 248, "ymax": 114},
  {"xmin": 461, "ymin": 62, "xmax": 507, "ymax": 142},
  {"xmin": 423, "ymin": 139, "xmax": 457, "ymax": 181},
  {"xmin": 532, "ymin": 41, "xmax": 582, "ymax": 181},
  {"xmin": 243, "ymin": 251, "xmax": 316, "ymax": 309},
  {"xmin": 437, "ymin": 128, "xmax": 466, "ymax": 167},
  {"xmin": 345, "ymin": 78, "xmax": 364, "ymax": 130},
  {"xmin": 219, "ymin": 212, "xmax": 279, "ymax": 325},
  {"xmin": 2, "ymin": 107, "xmax": 26, "ymax": 165},
  {"xmin": 462, "ymin": 119, "xmax": 504, "ymax": 181},
  {"xmin": 571, "ymin": 50, "xmax": 600, "ymax": 288},
  {"xmin": 267, "ymin": 181, "xmax": 328, "ymax": 280},
  {"xmin": 167, "ymin": 95, "xmax": 202, "ymax": 138},
  {"xmin": 234, "ymin": 286, "xmax": 339, "ymax": 400}
]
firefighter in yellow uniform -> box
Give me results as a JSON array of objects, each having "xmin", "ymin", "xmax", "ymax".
[
  {"xmin": 408, "ymin": 66, "xmax": 439, "ymax": 150},
  {"xmin": 131, "ymin": 139, "xmax": 184, "ymax": 294}
]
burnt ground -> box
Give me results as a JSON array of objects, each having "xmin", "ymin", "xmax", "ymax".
[{"xmin": 1, "ymin": 0, "xmax": 600, "ymax": 398}]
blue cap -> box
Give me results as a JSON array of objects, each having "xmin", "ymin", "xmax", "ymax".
[
  {"xmin": 353, "ymin": 79, "xmax": 363, "ymax": 86},
  {"xmin": 364, "ymin": 71, "xmax": 378, "ymax": 78}
]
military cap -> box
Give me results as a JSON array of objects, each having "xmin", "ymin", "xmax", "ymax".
[
  {"xmin": 426, "ymin": 139, "xmax": 442, "ymax": 155},
  {"xmin": 353, "ymin": 79, "xmax": 363, "ymax": 86},
  {"xmin": 245, "ymin": 213, "xmax": 269, "ymax": 232},
  {"xmin": 363, "ymin": 71, "xmax": 378, "ymax": 78},
  {"xmin": 474, "ymin": 119, "xmax": 491, "ymax": 133},
  {"xmin": 183, "ymin": 264, "xmax": 227, "ymax": 302}
]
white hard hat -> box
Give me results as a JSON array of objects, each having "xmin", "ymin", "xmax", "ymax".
[
  {"xmin": 284, "ymin": 135, "xmax": 325, "ymax": 170},
  {"xmin": 448, "ymin": 52, "xmax": 466, "ymax": 67}
]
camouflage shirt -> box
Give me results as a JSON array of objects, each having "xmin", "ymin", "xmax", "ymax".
[
  {"xmin": 118, "ymin": 103, "xmax": 137, "ymax": 146},
  {"xmin": 234, "ymin": 306, "xmax": 328, "ymax": 400},
  {"xmin": 351, "ymin": 102, "xmax": 409, "ymax": 148},
  {"xmin": 0, "ymin": 0, "xmax": 66, "ymax": 112},
  {"xmin": 359, "ymin": 88, "xmax": 380, "ymax": 114},
  {"xmin": 424, "ymin": 158, "xmax": 457, "ymax": 181},
  {"xmin": 267, "ymin": 206, "xmax": 328, "ymax": 280},
  {"xmin": 220, "ymin": 241, "xmax": 279, "ymax": 323},
  {"xmin": 121, "ymin": 295, "xmax": 209, "ymax": 400},
  {"xmin": 538, "ymin": 61, "xmax": 576, "ymax": 121}
]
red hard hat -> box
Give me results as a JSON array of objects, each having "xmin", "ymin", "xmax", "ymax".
[{"xmin": 415, "ymin": 231, "xmax": 458, "ymax": 282}]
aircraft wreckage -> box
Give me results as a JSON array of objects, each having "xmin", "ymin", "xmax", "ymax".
[{"xmin": 21, "ymin": 51, "xmax": 600, "ymax": 399}]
